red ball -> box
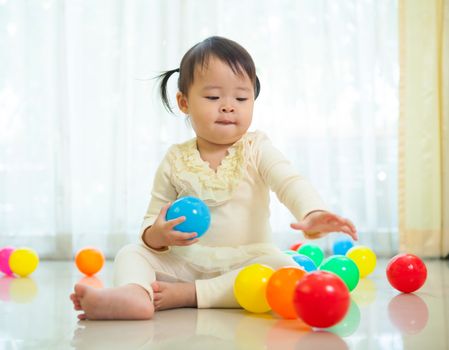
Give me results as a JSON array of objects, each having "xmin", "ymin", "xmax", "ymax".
[
  {"xmin": 289, "ymin": 242, "xmax": 303, "ymax": 251},
  {"xmin": 293, "ymin": 271, "xmax": 350, "ymax": 328},
  {"xmin": 386, "ymin": 254, "xmax": 427, "ymax": 293}
]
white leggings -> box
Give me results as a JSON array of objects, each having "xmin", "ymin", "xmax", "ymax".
[{"xmin": 113, "ymin": 243, "xmax": 296, "ymax": 308}]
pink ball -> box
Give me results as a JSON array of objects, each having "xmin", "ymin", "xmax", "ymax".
[{"xmin": 0, "ymin": 247, "xmax": 15, "ymax": 276}]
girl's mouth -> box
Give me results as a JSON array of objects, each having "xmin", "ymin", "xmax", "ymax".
[{"xmin": 215, "ymin": 120, "xmax": 236, "ymax": 125}]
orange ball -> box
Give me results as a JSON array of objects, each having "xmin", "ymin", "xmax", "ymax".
[
  {"xmin": 266, "ymin": 267, "xmax": 306, "ymax": 319},
  {"xmin": 75, "ymin": 247, "xmax": 104, "ymax": 276}
]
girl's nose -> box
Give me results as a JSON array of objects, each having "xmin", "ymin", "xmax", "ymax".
[{"xmin": 220, "ymin": 105, "xmax": 235, "ymax": 113}]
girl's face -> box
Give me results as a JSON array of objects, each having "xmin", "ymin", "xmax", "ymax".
[{"xmin": 176, "ymin": 56, "xmax": 255, "ymax": 147}]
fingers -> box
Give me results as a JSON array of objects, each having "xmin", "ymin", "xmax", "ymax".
[
  {"xmin": 176, "ymin": 238, "xmax": 199, "ymax": 246},
  {"xmin": 346, "ymin": 225, "xmax": 358, "ymax": 241},
  {"xmin": 323, "ymin": 213, "xmax": 357, "ymax": 239},
  {"xmin": 292, "ymin": 213, "xmax": 358, "ymax": 241},
  {"xmin": 339, "ymin": 224, "xmax": 352, "ymax": 235},
  {"xmin": 290, "ymin": 222, "xmax": 308, "ymax": 231},
  {"xmin": 159, "ymin": 202, "xmax": 188, "ymax": 230},
  {"xmin": 159, "ymin": 202, "xmax": 172, "ymax": 217},
  {"xmin": 153, "ymin": 202, "xmax": 172, "ymax": 227},
  {"xmin": 171, "ymin": 231, "xmax": 197, "ymax": 240},
  {"xmin": 332, "ymin": 220, "xmax": 358, "ymax": 240},
  {"xmin": 336, "ymin": 216, "xmax": 358, "ymax": 240},
  {"xmin": 165, "ymin": 215, "xmax": 186, "ymax": 229},
  {"xmin": 168, "ymin": 231, "xmax": 199, "ymax": 246},
  {"xmin": 346, "ymin": 219, "xmax": 357, "ymax": 238}
]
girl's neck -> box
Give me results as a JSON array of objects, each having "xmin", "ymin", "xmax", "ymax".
[
  {"xmin": 195, "ymin": 136, "xmax": 236, "ymax": 154},
  {"xmin": 195, "ymin": 136, "xmax": 237, "ymax": 172}
]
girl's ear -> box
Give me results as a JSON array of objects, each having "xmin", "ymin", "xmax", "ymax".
[{"xmin": 176, "ymin": 92, "xmax": 189, "ymax": 114}]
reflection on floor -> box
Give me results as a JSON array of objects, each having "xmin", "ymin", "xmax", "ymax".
[{"xmin": 0, "ymin": 259, "xmax": 448, "ymax": 349}]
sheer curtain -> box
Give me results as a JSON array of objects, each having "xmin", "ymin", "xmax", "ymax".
[
  {"xmin": 0, "ymin": 0, "xmax": 398, "ymax": 259},
  {"xmin": 398, "ymin": 0, "xmax": 449, "ymax": 258}
]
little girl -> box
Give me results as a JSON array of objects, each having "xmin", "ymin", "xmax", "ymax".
[{"xmin": 70, "ymin": 36, "xmax": 357, "ymax": 320}]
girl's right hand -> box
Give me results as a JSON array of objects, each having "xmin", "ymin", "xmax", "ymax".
[{"xmin": 145, "ymin": 202, "xmax": 199, "ymax": 249}]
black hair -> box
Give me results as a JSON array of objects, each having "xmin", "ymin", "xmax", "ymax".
[{"xmin": 157, "ymin": 36, "xmax": 261, "ymax": 113}]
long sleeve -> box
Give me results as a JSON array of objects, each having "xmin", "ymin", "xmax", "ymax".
[
  {"xmin": 254, "ymin": 134, "xmax": 328, "ymax": 221},
  {"xmin": 139, "ymin": 149, "xmax": 178, "ymax": 237}
]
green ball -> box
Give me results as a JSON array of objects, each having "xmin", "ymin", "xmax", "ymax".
[
  {"xmin": 297, "ymin": 244, "xmax": 324, "ymax": 267},
  {"xmin": 319, "ymin": 255, "xmax": 360, "ymax": 292}
]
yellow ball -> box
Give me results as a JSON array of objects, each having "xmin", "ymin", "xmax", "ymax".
[
  {"xmin": 233, "ymin": 263, "xmax": 274, "ymax": 313},
  {"xmin": 346, "ymin": 246, "xmax": 376, "ymax": 278},
  {"xmin": 9, "ymin": 248, "xmax": 39, "ymax": 277}
]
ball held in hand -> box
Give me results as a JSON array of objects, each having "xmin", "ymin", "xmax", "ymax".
[{"xmin": 166, "ymin": 196, "xmax": 211, "ymax": 238}]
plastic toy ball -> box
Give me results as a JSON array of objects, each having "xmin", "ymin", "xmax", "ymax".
[
  {"xmin": 266, "ymin": 267, "xmax": 306, "ymax": 319},
  {"xmin": 234, "ymin": 263, "xmax": 274, "ymax": 313},
  {"xmin": 9, "ymin": 248, "xmax": 39, "ymax": 277},
  {"xmin": 75, "ymin": 247, "xmax": 105, "ymax": 276},
  {"xmin": 0, "ymin": 247, "xmax": 15, "ymax": 276},
  {"xmin": 297, "ymin": 244, "xmax": 324, "ymax": 267},
  {"xmin": 292, "ymin": 254, "xmax": 317, "ymax": 272},
  {"xmin": 332, "ymin": 238, "xmax": 354, "ymax": 255},
  {"xmin": 293, "ymin": 271, "xmax": 350, "ymax": 328},
  {"xmin": 166, "ymin": 196, "xmax": 211, "ymax": 238},
  {"xmin": 289, "ymin": 242, "xmax": 303, "ymax": 251},
  {"xmin": 346, "ymin": 246, "xmax": 377, "ymax": 278},
  {"xmin": 386, "ymin": 253, "xmax": 427, "ymax": 293},
  {"xmin": 319, "ymin": 255, "xmax": 360, "ymax": 292}
]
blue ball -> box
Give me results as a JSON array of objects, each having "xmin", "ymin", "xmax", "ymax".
[
  {"xmin": 292, "ymin": 254, "xmax": 317, "ymax": 272},
  {"xmin": 165, "ymin": 196, "xmax": 211, "ymax": 238},
  {"xmin": 332, "ymin": 238, "xmax": 354, "ymax": 255}
]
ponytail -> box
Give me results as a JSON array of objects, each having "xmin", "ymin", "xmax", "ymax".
[{"xmin": 156, "ymin": 68, "xmax": 180, "ymax": 114}]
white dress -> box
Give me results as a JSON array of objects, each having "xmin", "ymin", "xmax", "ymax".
[{"xmin": 140, "ymin": 131, "xmax": 327, "ymax": 273}]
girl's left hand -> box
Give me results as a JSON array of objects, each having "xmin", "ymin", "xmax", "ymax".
[{"xmin": 290, "ymin": 210, "xmax": 358, "ymax": 241}]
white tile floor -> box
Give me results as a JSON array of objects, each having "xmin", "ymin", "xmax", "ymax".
[{"xmin": 0, "ymin": 259, "xmax": 448, "ymax": 350}]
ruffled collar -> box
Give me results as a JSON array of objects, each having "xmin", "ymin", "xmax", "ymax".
[{"xmin": 168, "ymin": 134, "xmax": 250, "ymax": 206}]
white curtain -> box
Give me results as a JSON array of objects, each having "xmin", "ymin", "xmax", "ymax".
[{"xmin": 0, "ymin": 0, "xmax": 398, "ymax": 259}]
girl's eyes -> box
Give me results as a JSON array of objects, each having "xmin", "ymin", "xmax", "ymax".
[{"xmin": 204, "ymin": 96, "xmax": 248, "ymax": 102}]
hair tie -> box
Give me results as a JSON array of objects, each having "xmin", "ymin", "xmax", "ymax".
[{"xmin": 174, "ymin": 68, "xmax": 180, "ymax": 73}]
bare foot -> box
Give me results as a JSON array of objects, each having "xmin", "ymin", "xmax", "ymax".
[
  {"xmin": 70, "ymin": 283, "xmax": 154, "ymax": 320},
  {"xmin": 151, "ymin": 281, "xmax": 197, "ymax": 311}
]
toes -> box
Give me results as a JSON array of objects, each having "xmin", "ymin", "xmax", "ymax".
[
  {"xmin": 153, "ymin": 300, "xmax": 162, "ymax": 311},
  {"xmin": 74, "ymin": 283, "xmax": 88, "ymax": 298},
  {"xmin": 78, "ymin": 313, "xmax": 87, "ymax": 320},
  {"xmin": 151, "ymin": 281, "xmax": 160, "ymax": 293}
]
